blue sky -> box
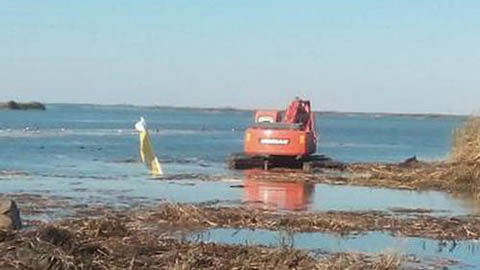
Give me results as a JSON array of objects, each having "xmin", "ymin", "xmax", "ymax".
[{"xmin": 1, "ymin": 1, "xmax": 479, "ymax": 114}]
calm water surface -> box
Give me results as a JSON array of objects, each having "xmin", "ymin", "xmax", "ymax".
[
  {"xmin": 190, "ymin": 229, "xmax": 480, "ymax": 269},
  {"xmin": 1, "ymin": 104, "xmax": 478, "ymax": 268}
]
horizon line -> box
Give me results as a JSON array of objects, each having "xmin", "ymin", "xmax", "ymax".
[{"xmin": 40, "ymin": 102, "xmax": 468, "ymax": 117}]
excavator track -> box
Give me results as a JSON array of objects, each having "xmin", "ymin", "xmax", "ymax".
[{"xmin": 228, "ymin": 153, "xmax": 345, "ymax": 172}]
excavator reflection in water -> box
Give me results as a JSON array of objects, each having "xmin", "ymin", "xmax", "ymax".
[{"xmin": 243, "ymin": 170, "xmax": 315, "ymax": 211}]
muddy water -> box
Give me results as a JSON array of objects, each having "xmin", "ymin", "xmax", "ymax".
[{"xmin": 189, "ymin": 229, "xmax": 480, "ymax": 269}]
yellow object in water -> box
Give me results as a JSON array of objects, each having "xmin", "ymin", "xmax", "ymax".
[{"xmin": 135, "ymin": 117, "xmax": 163, "ymax": 176}]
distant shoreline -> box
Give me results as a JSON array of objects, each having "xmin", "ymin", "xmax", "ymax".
[{"xmin": 44, "ymin": 103, "xmax": 466, "ymax": 118}]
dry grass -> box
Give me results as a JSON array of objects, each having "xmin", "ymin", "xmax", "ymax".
[
  {"xmin": 337, "ymin": 117, "xmax": 480, "ymax": 196},
  {"xmin": 344, "ymin": 161, "xmax": 480, "ymax": 196},
  {"xmin": 138, "ymin": 203, "xmax": 480, "ymax": 240},
  {"xmin": 0, "ymin": 215, "xmax": 401, "ymax": 270},
  {"xmin": 452, "ymin": 117, "xmax": 480, "ymax": 163}
]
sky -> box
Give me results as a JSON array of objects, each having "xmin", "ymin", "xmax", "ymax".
[{"xmin": 1, "ymin": 1, "xmax": 479, "ymax": 114}]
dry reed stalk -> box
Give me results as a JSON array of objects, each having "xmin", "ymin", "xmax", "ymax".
[
  {"xmin": 0, "ymin": 216, "xmax": 403, "ymax": 270},
  {"xmin": 452, "ymin": 117, "xmax": 480, "ymax": 163},
  {"xmin": 134, "ymin": 203, "xmax": 480, "ymax": 240}
]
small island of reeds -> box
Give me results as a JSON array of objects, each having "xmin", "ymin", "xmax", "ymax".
[{"xmin": 0, "ymin": 101, "xmax": 46, "ymax": 110}]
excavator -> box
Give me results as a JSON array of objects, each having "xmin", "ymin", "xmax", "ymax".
[{"xmin": 229, "ymin": 98, "xmax": 340, "ymax": 172}]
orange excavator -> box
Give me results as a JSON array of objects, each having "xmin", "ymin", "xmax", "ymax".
[{"xmin": 229, "ymin": 98, "xmax": 341, "ymax": 171}]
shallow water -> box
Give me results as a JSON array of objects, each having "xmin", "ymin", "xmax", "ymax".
[
  {"xmin": 0, "ymin": 104, "xmax": 472, "ymax": 209},
  {"xmin": 1, "ymin": 104, "xmax": 479, "ymax": 267},
  {"xmin": 2, "ymin": 173, "xmax": 478, "ymax": 221},
  {"xmin": 190, "ymin": 229, "xmax": 480, "ymax": 269},
  {"xmin": 0, "ymin": 104, "xmax": 464, "ymax": 174},
  {"xmin": 243, "ymin": 179, "xmax": 478, "ymax": 215}
]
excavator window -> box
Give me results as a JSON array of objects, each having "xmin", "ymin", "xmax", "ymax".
[{"xmin": 257, "ymin": 116, "xmax": 275, "ymax": 123}]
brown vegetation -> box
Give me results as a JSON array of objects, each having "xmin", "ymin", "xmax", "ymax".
[
  {"xmin": 340, "ymin": 117, "xmax": 480, "ymax": 196},
  {"xmin": 138, "ymin": 203, "xmax": 480, "ymax": 241},
  {"xmin": 452, "ymin": 117, "xmax": 480, "ymax": 163},
  {"xmin": 0, "ymin": 215, "xmax": 401, "ymax": 270}
]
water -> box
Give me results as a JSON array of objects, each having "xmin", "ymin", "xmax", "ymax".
[
  {"xmin": 2, "ymin": 175, "xmax": 475, "ymax": 218},
  {"xmin": 0, "ymin": 104, "xmax": 464, "ymax": 177},
  {"xmin": 242, "ymin": 179, "xmax": 476, "ymax": 215},
  {"xmin": 190, "ymin": 229, "xmax": 480, "ymax": 269},
  {"xmin": 0, "ymin": 104, "xmax": 475, "ymax": 214},
  {"xmin": 1, "ymin": 104, "xmax": 477, "ymax": 267}
]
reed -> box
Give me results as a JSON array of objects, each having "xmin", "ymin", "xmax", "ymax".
[
  {"xmin": 452, "ymin": 117, "xmax": 480, "ymax": 163},
  {"xmin": 341, "ymin": 118, "xmax": 480, "ymax": 194},
  {"xmin": 448, "ymin": 117, "xmax": 480, "ymax": 194},
  {"xmin": 0, "ymin": 215, "xmax": 402, "ymax": 270}
]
